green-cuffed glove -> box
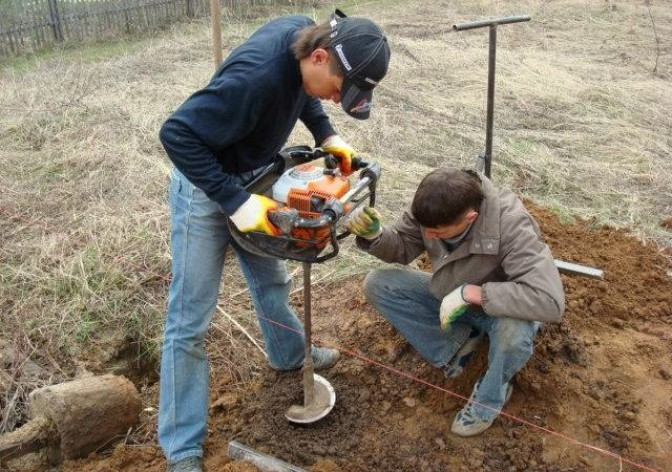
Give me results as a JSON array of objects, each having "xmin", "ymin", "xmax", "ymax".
[
  {"xmin": 321, "ymin": 135, "xmax": 356, "ymax": 176},
  {"xmin": 346, "ymin": 206, "xmax": 382, "ymax": 240},
  {"xmin": 230, "ymin": 194, "xmax": 280, "ymax": 235},
  {"xmin": 440, "ymin": 284, "xmax": 469, "ymax": 332}
]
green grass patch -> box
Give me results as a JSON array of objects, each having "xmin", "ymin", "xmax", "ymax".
[{"xmin": 1, "ymin": 38, "xmax": 145, "ymax": 73}]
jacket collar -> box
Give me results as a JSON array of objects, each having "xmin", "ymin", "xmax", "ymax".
[
  {"xmin": 426, "ymin": 173, "xmax": 501, "ymax": 266},
  {"xmin": 468, "ymin": 175, "xmax": 501, "ymax": 255}
]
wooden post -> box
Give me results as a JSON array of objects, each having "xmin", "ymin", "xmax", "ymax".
[
  {"xmin": 0, "ymin": 375, "xmax": 141, "ymax": 464},
  {"xmin": 47, "ymin": 0, "xmax": 64, "ymax": 42},
  {"xmin": 210, "ymin": 0, "xmax": 222, "ymax": 67},
  {"xmin": 28, "ymin": 374, "xmax": 142, "ymax": 459}
]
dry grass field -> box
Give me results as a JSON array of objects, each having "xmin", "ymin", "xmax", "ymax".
[{"xmin": 1, "ymin": 0, "xmax": 671, "ymax": 471}]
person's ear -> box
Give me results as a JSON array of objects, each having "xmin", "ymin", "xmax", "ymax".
[
  {"xmin": 465, "ymin": 209, "xmax": 479, "ymax": 224},
  {"xmin": 311, "ymin": 48, "xmax": 330, "ymax": 65}
]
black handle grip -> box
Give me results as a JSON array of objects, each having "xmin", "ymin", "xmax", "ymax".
[
  {"xmin": 351, "ymin": 156, "xmax": 369, "ymax": 171},
  {"xmin": 321, "ymin": 154, "xmax": 370, "ymax": 173}
]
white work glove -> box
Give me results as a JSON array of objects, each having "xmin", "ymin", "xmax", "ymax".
[
  {"xmin": 230, "ymin": 194, "xmax": 280, "ymax": 235},
  {"xmin": 321, "ymin": 135, "xmax": 356, "ymax": 176},
  {"xmin": 345, "ymin": 206, "xmax": 382, "ymax": 240},
  {"xmin": 440, "ymin": 284, "xmax": 469, "ymax": 332}
]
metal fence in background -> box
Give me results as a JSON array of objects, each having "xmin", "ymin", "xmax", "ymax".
[{"xmin": 0, "ymin": 0, "xmax": 279, "ymax": 60}]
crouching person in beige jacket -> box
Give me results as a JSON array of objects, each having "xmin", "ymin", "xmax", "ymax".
[{"xmin": 346, "ymin": 167, "xmax": 565, "ymax": 436}]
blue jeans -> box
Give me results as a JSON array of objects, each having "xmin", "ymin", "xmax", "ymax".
[
  {"xmin": 364, "ymin": 267, "xmax": 539, "ymax": 421},
  {"xmin": 159, "ymin": 169, "xmax": 306, "ymax": 463}
]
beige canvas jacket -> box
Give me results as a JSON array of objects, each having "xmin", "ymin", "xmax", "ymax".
[{"xmin": 359, "ymin": 172, "xmax": 565, "ymax": 323}]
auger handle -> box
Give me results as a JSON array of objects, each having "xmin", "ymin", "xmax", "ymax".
[
  {"xmin": 452, "ymin": 14, "xmax": 531, "ymax": 178},
  {"xmin": 453, "ymin": 15, "xmax": 530, "ymax": 31}
]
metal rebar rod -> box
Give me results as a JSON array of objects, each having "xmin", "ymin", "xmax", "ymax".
[
  {"xmin": 228, "ymin": 441, "xmax": 309, "ymax": 472},
  {"xmin": 554, "ymin": 260, "xmax": 604, "ymax": 279}
]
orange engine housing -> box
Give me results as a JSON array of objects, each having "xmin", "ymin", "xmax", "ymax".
[{"xmin": 284, "ymin": 171, "xmax": 350, "ymax": 249}]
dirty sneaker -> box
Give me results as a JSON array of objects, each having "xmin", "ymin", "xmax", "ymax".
[
  {"xmin": 451, "ymin": 379, "xmax": 513, "ymax": 437},
  {"xmin": 312, "ymin": 346, "xmax": 340, "ymax": 370},
  {"xmin": 444, "ymin": 328, "xmax": 484, "ymax": 379},
  {"xmin": 167, "ymin": 456, "xmax": 202, "ymax": 472}
]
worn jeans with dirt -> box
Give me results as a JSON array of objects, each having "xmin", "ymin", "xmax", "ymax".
[
  {"xmin": 363, "ymin": 267, "xmax": 540, "ymax": 421},
  {"xmin": 158, "ymin": 169, "xmax": 306, "ymax": 464}
]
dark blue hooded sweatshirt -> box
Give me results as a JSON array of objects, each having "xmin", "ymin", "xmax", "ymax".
[{"xmin": 159, "ymin": 16, "xmax": 336, "ymax": 215}]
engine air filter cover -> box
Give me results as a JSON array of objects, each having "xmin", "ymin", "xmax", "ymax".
[{"xmin": 272, "ymin": 164, "xmax": 325, "ymax": 203}]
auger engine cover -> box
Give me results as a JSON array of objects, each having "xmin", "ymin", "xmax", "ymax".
[
  {"xmin": 271, "ymin": 163, "xmax": 350, "ymax": 249},
  {"xmin": 272, "ymin": 163, "xmax": 350, "ymax": 204},
  {"xmin": 227, "ymin": 146, "xmax": 381, "ymax": 263}
]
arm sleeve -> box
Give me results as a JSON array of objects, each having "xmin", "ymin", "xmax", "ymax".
[
  {"xmin": 299, "ymin": 97, "xmax": 337, "ymax": 146},
  {"xmin": 356, "ymin": 211, "xmax": 426, "ymax": 265},
  {"xmin": 159, "ymin": 76, "xmax": 265, "ymax": 215},
  {"xmin": 481, "ymin": 212, "xmax": 565, "ymax": 322}
]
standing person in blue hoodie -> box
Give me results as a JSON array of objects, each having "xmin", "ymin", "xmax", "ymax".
[{"xmin": 158, "ymin": 11, "xmax": 390, "ymax": 472}]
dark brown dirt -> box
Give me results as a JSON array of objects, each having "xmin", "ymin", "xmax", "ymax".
[{"xmin": 59, "ymin": 202, "xmax": 672, "ymax": 472}]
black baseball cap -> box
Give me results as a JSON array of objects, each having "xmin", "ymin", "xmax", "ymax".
[{"xmin": 329, "ymin": 10, "xmax": 390, "ymax": 120}]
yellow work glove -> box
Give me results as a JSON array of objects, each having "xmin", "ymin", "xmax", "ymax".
[
  {"xmin": 439, "ymin": 284, "xmax": 469, "ymax": 332},
  {"xmin": 321, "ymin": 135, "xmax": 356, "ymax": 176},
  {"xmin": 230, "ymin": 194, "xmax": 280, "ymax": 235},
  {"xmin": 345, "ymin": 206, "xmax": 382, "ymax": 240}
]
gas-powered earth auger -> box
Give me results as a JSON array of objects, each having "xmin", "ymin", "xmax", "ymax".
[{"xmin": 228, "ymin": 145, "xmax": 381, "ymax": 423}]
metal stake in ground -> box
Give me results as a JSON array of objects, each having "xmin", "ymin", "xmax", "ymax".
[
  {"xmin": 285, "ymin": 262, "xmax": 336, "ymax": 424},
  {"xmin": 453, "ymin": 15, "xmax": 531, "ymax": 178}
]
